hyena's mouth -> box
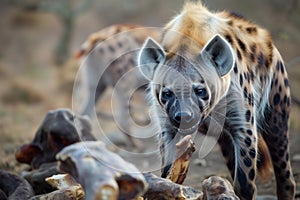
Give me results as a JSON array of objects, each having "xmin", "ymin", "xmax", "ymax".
[{"xmin": 177, "ymin": 121, "xmax": 200, "ymax": 135}]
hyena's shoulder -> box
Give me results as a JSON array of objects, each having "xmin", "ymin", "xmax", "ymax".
[
  {"xmin": 75, "ymin": 24, "xmax": 160, "ymax": 59},
  {"xmin": 75, "ymin": 24, "xmax": 141, "ymax": 59}
]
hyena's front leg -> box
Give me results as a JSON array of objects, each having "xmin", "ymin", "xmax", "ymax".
[
  {"xmin": 160, "ymin": 131, "xmax": 181, "ymax": 178},
  {"xmin": 229, "ymin": 110, "xmax": 258, "ymax": 200},
  {"xmin": 233, "ymin": 130, "xmax": 258, "ymax": 200}
]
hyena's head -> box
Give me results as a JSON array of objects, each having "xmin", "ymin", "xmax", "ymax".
[{"xmin": 138, "ymin": 34, "xmax": 235, "ymax": 135}]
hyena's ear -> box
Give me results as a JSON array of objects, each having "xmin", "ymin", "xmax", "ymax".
[
  {"xmin": 138, "ymin": 37, "xmax": 166, "ymax": 80},
  {"xmin": 201, "ymin": 34, "xmax": 235, "ymax": 77}
]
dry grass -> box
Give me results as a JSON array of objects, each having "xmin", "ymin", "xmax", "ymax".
[{"xmin": 2, "ymin": 79, "xmax": 46, "ymax": 104}]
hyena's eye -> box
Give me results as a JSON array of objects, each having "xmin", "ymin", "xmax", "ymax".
[
  {"xmin": 161, "ymin": 89, "xmax": 174, "ymax": 100},
  {"xmin": 194, "ymin": 87, "xmax": 207, "ymax": 98}
]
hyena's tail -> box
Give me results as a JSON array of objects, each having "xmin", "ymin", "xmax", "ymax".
[{"xmin": 257, "ymin": 133, "xmax": 273, "ymax": 180}]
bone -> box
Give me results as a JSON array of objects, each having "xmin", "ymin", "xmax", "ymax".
[
  {"xmin": 56, "ymin": 141, "xmax": 147, "ymax": 200},
  {"xmin": 29, "ymin": 187, "xmax": 83, "ymax": 200},
  {"xmin": 42, "ymin": 174, "xmax": 84, "ymax": 200},
  {"xmin": 142, "ymin": 172, "xmax": 203, "ymax": 200},
  {"xmin": 167, "ymin": 135, "xmax": 196, "ymax": 184}
]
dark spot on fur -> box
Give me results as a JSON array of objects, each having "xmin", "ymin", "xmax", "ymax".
[
  {"xmin": 117, "ymin": 42, "xmax": 123, "ymax": 48},
  {"xmin": 274, "ymin": 78, "xmax": 278, "ymax": 86},
  {"xmin": 225, "ymin": 34, "xmax": 233, "ymax": 44},
  {"xmin": 285, "ymin": 185, "xmax": 290, "ymax": 190},
  {"xmin": 240, "ymin": 74, "xmax": 243, "ymax": 86},
  {"xmin": 249, "ymin": 73, "xmax": 253, "ymax": 81},
  {"xmin": 286, "ymin": 153, "xmax": 289, "ymax": 161},
  {"xmin": 234, "ymin": 63, "xmax": 238, "ymax": 73},
  {"xmin": 251, "ymin": 116, "xmax": 254, "ymax": 125},
  {"xmin": 285, "ymin": 170, "xmax": 290, "ymax": 179},
  {"xmin": 281, "ymin": 161, "xmax": 287, "ymax": 169},
  {"xmin": 248, "ymin": 168, "xmax": 255, "ymax": 181},
  {"xmin": 243, "ymin": 157, "xmax": 252, "ymax": 167},
  {"xmin": 279, "ymin": 85, "xmax": 282, "ymax": 92},
  {"xmin": 108, "ymin": 45, "xmax": 115, "ymax": 53},
  {"xmin": 244, "ymin": 72, "xmax": 247, "ymax": 80},
  {"xmin": 245, "ymin": 137, "xmax": 252, "ymax": 147},
  {"xmin": 246, "ymin": 27, "xmax": 257, "ymax": 34},
  {"xmin": 259, "ymin": 75, "xmax": 263, "ymax": 82},
  {"xmin": 250, "ymin": 53, "xmax": 255, "ymax": 62},
  {"xmin": 249, "ymin": 148, "xmax": 256, "ymax": 158},
  {"xmin": 271, "ymin": 80, "xmax": 274, "ymax": 89},
  {"xmin": 244, "ymin": 87, "xmax": 248, "ymax": 99},
  {"xmin": 276, "ymin": 61, "xmax": 280, "ymax": 71},
  {"xmin": 99, "ymin": 47, "xmax": 104, "ymax": 54},
  {"xmin": 237, "ymin": 38, "xmax": 246, "ymax": 53},
  {"xmin": 237, "ymin": 49, "xmax": 242, "ymax": 61},
  {"xmin": 280, "ymin": 63, "xmax": 285, "ymax": 74},
  {"xmin": 250, "ymin": 44, "xmax": 256, "ymax": 54},
  {"xmin": 247, "ymin": 129, "xmax": 253, "ymax": 136},
  {"xmin": 240, "ymin": 148, "xmax": 246, "ymax": 157},
  {"xmin": 247, "ymin": 73, "xmax": 250, "ymax": 83},
  {"xmin": 228, "ymin": 20, "xmax": 233, "ymax": 26},
  {"xmin": 248, "ymin": 94, "xmax": 252, "ymax": 105},
  {"xmin": 245, "ymin": 109, "xmax": 251, "ymax": 122},
  {"xmin": 284, "ymin": 78, "xmax": 289, "ymax": 87},
  {"xmin": 273, "ymin": 93, "xmax": 280, "ymax": 106},
  {"xmin": 264, "ymin": 59, "xmax": 270, "ymax": 68},
  {"xmin": 257, "ymin": 52, "xmax": 264, "ymax": 67}
]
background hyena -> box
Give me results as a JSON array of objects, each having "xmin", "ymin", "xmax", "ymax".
[{"xmin": 75, "ymin": 24, "xmax": 160, "ymax": 147}]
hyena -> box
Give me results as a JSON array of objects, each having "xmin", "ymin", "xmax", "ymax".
[
  {"xmin": 138, "ymin": 2, "xmax": 295, "ymax": 199},
  {"xmin": 75, "ymin": 24, "xmax": 160, "ymax": 147}
]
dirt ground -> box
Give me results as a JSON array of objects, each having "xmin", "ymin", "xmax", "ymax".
[{"xmin": 0, "ymin": 0, "xmax": 300, "ymax": 198}]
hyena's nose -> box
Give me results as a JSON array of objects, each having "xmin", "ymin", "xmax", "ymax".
[{"xmin": 173, "ymin": 111, "xmax": 193, "ymax": 127}]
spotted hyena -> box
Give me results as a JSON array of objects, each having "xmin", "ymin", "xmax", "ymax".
[
  {"xmin": 75, "ymin": 24, "xmax": 159, "ymax": 146},
  {"xmin": 138, "ymin": 2, "xmax": 295, "ymax": 199}
]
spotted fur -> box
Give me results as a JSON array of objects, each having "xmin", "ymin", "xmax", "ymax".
[
  {"xmin": 75, "ymin": 24, "xmax": 160, "ymax": 147},
  {"xmin": 138, "ymin": 2, "xmax": 295, "ymax": 199}
]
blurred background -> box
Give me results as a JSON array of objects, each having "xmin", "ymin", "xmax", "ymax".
[{"xmin": 0, "ymin": 0, "xmax": 300, "ymax": 193}]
